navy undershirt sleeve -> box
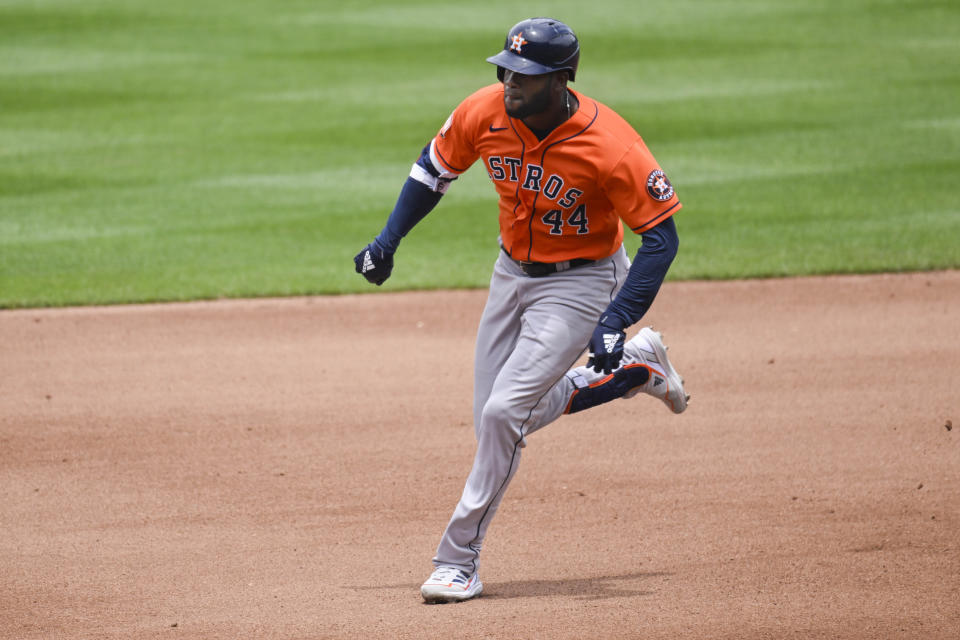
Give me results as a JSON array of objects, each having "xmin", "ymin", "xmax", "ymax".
[
  {"xmin": 374, "ymin": 176, "xmax": 444, "ymax": 253},
  {"xmin": 600, "ymin": 216, "xmax": 679, "ymax": 330},
  {"xmin": 374, "ymin": 145, "xmax": 452, "ymax": 253}
]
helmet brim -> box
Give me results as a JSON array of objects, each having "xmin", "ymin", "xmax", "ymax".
[{"xmin": 485, "ymin": 50, "xmax": 561, "ymax": 77}]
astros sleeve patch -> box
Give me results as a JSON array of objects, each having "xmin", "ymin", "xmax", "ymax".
[{"xmin": 605, "ymin": 141, "xmax": 682, "ymax": 233}]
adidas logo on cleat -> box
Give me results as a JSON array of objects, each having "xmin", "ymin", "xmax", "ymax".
[{"xmin": 622, "ymin": 327, "xmax": 688, "ymax": 414}]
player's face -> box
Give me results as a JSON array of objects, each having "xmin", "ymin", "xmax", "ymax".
[{"xmin": 502, "ymin": 70, "xmax": 556, "ymax": 119}]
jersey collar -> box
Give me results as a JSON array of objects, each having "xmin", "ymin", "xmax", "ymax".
[{"xmin": 510, "ymin": 89, "xmax": 592, "ymax": 147}]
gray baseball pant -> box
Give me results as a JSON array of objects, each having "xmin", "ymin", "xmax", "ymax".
[{"xmin": 432, "ymin": 246, "xmax": 630, "ymax": 573}]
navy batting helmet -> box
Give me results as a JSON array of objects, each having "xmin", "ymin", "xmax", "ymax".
[{"xmin": 486, "ymin": 18, "xmax": 580, "ymax": 82}]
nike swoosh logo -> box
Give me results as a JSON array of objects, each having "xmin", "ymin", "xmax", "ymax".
[{"xmin": 489, "ymin": 125, "xmax": 508, "ymax": 132}]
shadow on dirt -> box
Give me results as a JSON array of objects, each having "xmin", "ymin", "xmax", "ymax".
[
  {"xmin": 355, "ymin": 571, "xmax": 670, "ymax": 601},
  {"xmin": 481, "ymin": 571, "xmax": 671, "ymax": 601}
]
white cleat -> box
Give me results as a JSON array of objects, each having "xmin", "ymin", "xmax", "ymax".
[
  {"xmin": 421, "ymin": 566, "xmax": 483, "ymax": 603},
  {"xmin": 621, "ymin": 327, "xmax": 689, "ymax": 414}
]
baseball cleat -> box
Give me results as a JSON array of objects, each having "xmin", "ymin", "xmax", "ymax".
[
  {"xmin": 621, "ymin": 327, "xmax": 689, "ymax": 414},
  {"xmin": 421, "ymin": 566, "xmax": 483, "ymax": 603}
]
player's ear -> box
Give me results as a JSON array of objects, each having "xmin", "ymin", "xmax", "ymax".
[{"xmin": 553, "ymin": 70, "xmax": 569, "ymax": 94}]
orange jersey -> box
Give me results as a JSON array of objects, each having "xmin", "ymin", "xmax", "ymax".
[{"xmin": 428, "ymin": 83, "xmax": 681, "ymax": 263}]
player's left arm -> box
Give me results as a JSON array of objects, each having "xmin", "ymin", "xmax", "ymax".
[
  {"xmin": 586, "ymin": 216, "xmax": 678, "ymax": 372},
  {"xmin": 601, "ymin": 215, "xmax": 678, "ymax": 328},
  {"xmin": 587, "ymin": 139, "xmax": 681, "ymax": 373}
]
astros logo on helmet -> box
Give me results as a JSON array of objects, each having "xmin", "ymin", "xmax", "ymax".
[
  {"xmin": 510, "ymin": 32, "xmax": 527, "ymax": 52},
  {"xmin": 487, "ymin": 18, "xmax": 580, "ymax": 82}
]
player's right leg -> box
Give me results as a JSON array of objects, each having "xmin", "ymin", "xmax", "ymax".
[
  {"xmin": 429, "ymin": 296, "xmax": 600, "ymax": 578},
  {"xmin": 471, "ymin": 255, "xmax": 523, "ymax": 442},
  {"xmin": 421, "ymin": 252, "xmax": 531, "ymax": 602},
  {"xmin": 421, "ymin": 566, "xmax": 483, "ymax": 604},
  {"xmin": 423, "ymin": 251, "xmax": 620, "ymax": 601}
]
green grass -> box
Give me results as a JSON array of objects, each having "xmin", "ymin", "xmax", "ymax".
[{"xmin": 1, "ymin": 0, "xmax": 958, "ymax": 307}]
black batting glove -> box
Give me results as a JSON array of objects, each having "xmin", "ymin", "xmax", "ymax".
[
  {"xmin": 354, "ymin": 238, "xmax": 394, "ymax": 286},
  {"xmin": 586, "ymin": 321, "xmax": 627, "ymax": 374}
]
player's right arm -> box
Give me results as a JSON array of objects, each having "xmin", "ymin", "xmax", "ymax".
[
  {"xmin": 354, "ymin": 88, "xmax": 489, "ymax": 286},
  {"xmin": 353, "ymin": 145, "xmax": 455, "ymax": 285}
]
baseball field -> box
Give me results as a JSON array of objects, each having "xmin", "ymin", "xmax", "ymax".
[{"xmin": 2, "ymin": 1, "xmax": 958, "ymax": 638}]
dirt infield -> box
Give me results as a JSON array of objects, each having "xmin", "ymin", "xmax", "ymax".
[{"xmin": 2, "ymin": 272, "xmax": 958, "ymax": 639}]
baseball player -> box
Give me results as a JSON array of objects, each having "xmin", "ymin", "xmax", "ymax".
[{"xmin": 354, "ymin": 18, "xmax": 689, "ymax": 603}]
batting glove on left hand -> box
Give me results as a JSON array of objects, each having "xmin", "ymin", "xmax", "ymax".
[
  {"xmin": 586, "ymin": 322, "xmax": 626, "ymax": 374},
  {"xmin": 354, "ymin": 239, "xmax": 394, "ymax": 286}
]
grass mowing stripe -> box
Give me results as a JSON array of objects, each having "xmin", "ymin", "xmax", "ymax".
[{"xmin": 1, "ymin": 0, "xmax": 958, "ymax": 307}]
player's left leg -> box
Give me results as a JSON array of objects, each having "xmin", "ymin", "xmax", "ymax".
[
  {"xmin": 567, "ymin": 327, "xmax": 689, "ymax": 414},
  {"xmin": 524, "ymin": 327, "xmax": 689, "ymax": 437}
]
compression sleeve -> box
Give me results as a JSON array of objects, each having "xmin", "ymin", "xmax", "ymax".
[
  {"xmin": 599, "ymin": 216, "xmax": 679, "ymax": 329},
  {"xmin": 374, "ymin": 145, "xmax": 454, "ymax": 253},
  {"xmin": 374, "ymin": 177, "xmax": 443, "ymax": 253}
]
